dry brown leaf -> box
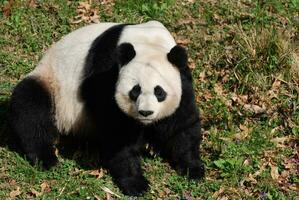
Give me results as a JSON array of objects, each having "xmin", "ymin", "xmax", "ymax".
[
  {"xmin": 30, "ymin": 188, "xmax": 42, "ymax": 197},
  {"xmin": 272, "ymin": 78, "xmax": 281, "ymax": 91},
  {"xmin": 94, "ymin": 194, "xmax": 102, "ymax": 200},
  {"xmin": 212, "ymin": 187, "xmax": 224, "ymax": 199},
  {"xmin": 231, "ymin": 93, "xmax": 248, "ymax": 105},
  {"xmin": 253, "ymin": 162, "xmax": 267, "ymax": 177},
  {"xmin": 9, "ymin": 186, "xmax": 21, "ymax": 198},
  {"xmin": 280, "ymin": 170, "xmax": 289, "ymax": 178},
  {"xmin": 2, "ymin": 0, "xmax": 14, "ymax": 17},
  {"xmin": 71, "ymin": 1, "xmax": 100, "ymax": 24},
  {"xmin": 177, "ymin": 38, "xmax": 191, "ymax": 45},
  {"xmin": 100, "ymin": 186, "xmax": 120, "ymax": 198},
  {"xmin": 28, "ymin": 0, "xmax": 37, "ymax": 8},
  {"xmin": 178, "ymin": 18, "xmax": 196, "ymax": 25},
  {"xmin": 198, "ymin": 70, "xmax": 206, "ymax": 82},
  {"xmin": 269, "ymin": 162, "xmax": 279, "ymax": 181},
  {"xmin": 243, "ymin": 158, "xmax": 251, "ymax": 166},
  {"xmin": 219, "ymin": 196, "xmax": 229, "ymax": 200},
  {"xmin": 89, "ymin": 169, "xmax": 104, "ymax": 179},
  {"xmin": 99, "ymin": 0, "xmax": 115, "ymax": 5},
  {"xmin": 243, "ymin": 104, "xmax": 266, "ymax": 114},
  {"xmin": 288, "ymin": 184, "xmax": 299, "ymax": 191},
  {"xmin": 245, "ymin": 173, "xmax": 257, "ymax": 184},
  {"xmin": 41, "ymin": 182, "xmax": 51, "ymax": 193},
  {"xmin": 214, "ymin": 83, "xmax": 224, "ymax": 96},
  {"xmin": 271, "ymin": 136, "xmax": 291, "ymax": 148},
  {"xmin": 283, "ymin": 157, "xmax": 296, "ymax": 170},
  {"xmin": 164, "ymin": 188, "xmax": 171, "ymax": 195},
  {"xmin": 234, "ymin": 124, "xmax": 252, "ymax": 140},
  {"xmin": 158, "ymin": 191, "xmax": 164, "ymax": 198},
  {"xmin": 203, "ymin": 90, "xmax": 213, "ymax": 100},
  {"xmin": 188, "ymin": 58, "xmax": 196, "ymax": 69},
  {"xmin": 270, "ymin": 126, "xmax": 282, "ymax": 134},
  {"xmin": 106, "ymin": 192, "xmax": 111, "ymax": 200}
]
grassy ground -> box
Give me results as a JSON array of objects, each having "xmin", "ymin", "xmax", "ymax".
[{"xmin": 0, "ymin": 0, "xmax": 298, "ymax": 199}]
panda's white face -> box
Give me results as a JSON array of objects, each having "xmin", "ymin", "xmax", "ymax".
[{"xmin": 115, "ymin": 54, "xmax": 182, "ymax": 124}]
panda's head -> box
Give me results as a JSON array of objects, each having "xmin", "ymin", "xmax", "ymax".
[{"xmin": 115, "ymin": 43, "xmax": 187, "ymax": 125}]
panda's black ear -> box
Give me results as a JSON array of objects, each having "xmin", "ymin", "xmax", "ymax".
[
  {"xmin": 117, "ymin": 43, "xmax": 136, "ymax": 66},
  {"xmin": 167, "ymin": 45, "xmax": 188, "ymax": 69}
]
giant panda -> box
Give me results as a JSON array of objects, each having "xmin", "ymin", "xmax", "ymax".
[{"xmin": 9, "ymin": 21, "xmax": 204, "ymax": 195}]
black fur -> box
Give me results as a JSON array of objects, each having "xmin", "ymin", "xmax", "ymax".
[
  {"xmin": 137, "ymin": 45, "xmax": 205, "ymax": 180},
  {"xmin": 167, "ymin": 45, "xmax": 192, "ymax": 80},
  {"xmin": 80, "ymin": 24, "xmax": 148, "ymax": 195},
  {"xmin": 9, "ymin": 77, "xmax": 58, "ymax": 169},
  {"xmin": 9, "ymin": 25, "xmax": 204, "ymax": 196},
  {"xmin": 117, "ymin": 43, "xmax": 136, "ymax": 66},
  {"xmin": 80, "ymin": 35, "xmax": 204, "ymax": 195}
]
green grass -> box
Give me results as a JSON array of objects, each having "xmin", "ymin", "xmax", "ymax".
[{"xmin": 0, "ymin": 0, "xmax": 298, "ymax": 199}]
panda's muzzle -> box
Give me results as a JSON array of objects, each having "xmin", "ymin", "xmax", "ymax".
[{"xmin": 138, "ymin": 110, "xmax": 154, "ymax": 117}]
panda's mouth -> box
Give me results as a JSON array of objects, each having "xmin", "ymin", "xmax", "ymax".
[{"xmin": 138, "ymin": 118, "xmax": 154, "ymax": 124}]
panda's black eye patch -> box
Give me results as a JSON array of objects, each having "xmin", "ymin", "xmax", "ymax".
[
  {"xmin": 129, "ymin": 84, "xmax": 141, "ymax": 101},
  {"xmin": 154, "ymin": 85, "xmax": 167, "ymax": 102}
]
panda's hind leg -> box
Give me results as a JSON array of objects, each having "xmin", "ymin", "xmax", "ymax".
[{"xmin": 9, "ymin": 77, "xmax": 59, "ymax": 169}]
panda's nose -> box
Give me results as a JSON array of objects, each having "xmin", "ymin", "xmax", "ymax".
[{"xmin": 139, "ymin": 110, "xmax": 154, "ymax": 117}]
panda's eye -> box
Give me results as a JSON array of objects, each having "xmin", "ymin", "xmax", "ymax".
[
  {"xmin": 154, "ymin": 85, "xmax": 167, "ymax": 102},
  {"xmin": 129, "ymin": 84, "xmax": 141, "ymax": 101}
]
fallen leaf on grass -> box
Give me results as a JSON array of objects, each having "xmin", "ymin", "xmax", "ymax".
[
  {"xmin": 269, "ymin": 162, "xmax": 279, "ymax": 181},
  {"xmin": 243, "ymin": 158, "xmax": 251, "ymax": 166},
  {"xmin": 212, "ymin": 187, "xmax": 224, "ymax": 199},
  {"xmin": 88, "ymin": 169, "xmax": 104, "ymax": 179},
  {"xmin": 198, "ymin": 70, "xmax": 206, "ymax": 82},
  {"xmin": 71, "ymin": 1, "xmax": 100, "ymax": 24},
  {"xmin": 234, "ymin": 124, "xmax": 252, "ymax": 140},
  {"xmin": 242, "ymin": 162, "xmax": 267, "ymax": 185},
  {"xmin": 177, "ymin": 38, "xmax": 191, "ymax": 45},
  {"xmin": 231, "ymin": 93, "xmax": 248, "ymax": 105},
  {"xmin": 178, "ymin": 18, "xmax": 196, "ymax": 25},
  {"xmin": 214, "ymin": 83, "xmax": 224, "ymax": 96},
  {"xmin": 271, "ymin": 136, "xmax": 291, "ymax": 148},
  {"xmin": 243, "ymin": 104, "xmax": 266, "ymax": 114},
  {"xmin": 41, "ymin": 182, "xmax": 51, "ymax": 193},
  {"xmin": 94, "ymin": 194, "xmax": 102, "ymax": 200},
  {"xmin": 9, "ymin": 186, "xmax": 21, "ymax": 198},
  {"xmin": 2, "ymin": 0, "xmax": 14, "ymax": 17},
  {"xmin": 188, "ymin": 58, "xmax": 196, "ymax": 69},
  {"xmin": 30, "ymin": 188, "xmax": 42, "ymax": 197},
  {"xmin": 28, "ymin": 0, "xmax": 37, "ymax": 8},
  {"xmin": 100, "ymin": 186, "xmax": 120, "ymax": 198},
  {"xmin": 219, "ymin": 197, "xmax": 229, "ymax": 200}
]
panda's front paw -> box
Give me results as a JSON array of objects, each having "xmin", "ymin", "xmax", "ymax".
[
  {"xmin": 178, "ymin": 161, "xmax": 205, "ymax": 180},
  {"xmin": 41, "ymin": 154, "xmax": 58, "ymax": 170},
  {"xmin": 26, "ymin": 150, "xmax": 58, "ymax": 170},
  {"xmin": 117, "ymin": 175, "xmax": 149, "ymax": 196},
  {"xmin": 187, "ymin": 162, "xmax": 205, "ymax": 180}
]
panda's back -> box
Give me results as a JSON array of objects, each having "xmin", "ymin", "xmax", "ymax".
[
  {"xmin": 28, "ymin": 23, "xmax": 118, "ymax": 134},
  {"xmin": 27, "ymin": 21, "xmax": 176, "ymax": 134}
]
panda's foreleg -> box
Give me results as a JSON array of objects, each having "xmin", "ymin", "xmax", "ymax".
[
  {"xmin": 103, "ymin": 145, "xmax": 149, "ymax": 195},
  {"xmin": 158, "ymin": 122, "xmax": 205, "ymax": 180},
  {"xmin": 9, "ymin": 77, "xmax": 59, "ymax": 169}
]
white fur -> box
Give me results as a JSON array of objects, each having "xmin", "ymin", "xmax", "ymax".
[
  {"xmin": 29, "ymin": 23, "xmax": 118, "ymax": 133},
  {"xmin": 28, "ymin": 21, "xmax": 181, "ymax": 132},
  {"xmin": 115, "ymin": 54, "xmax": 182, "ymax": 124}
]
